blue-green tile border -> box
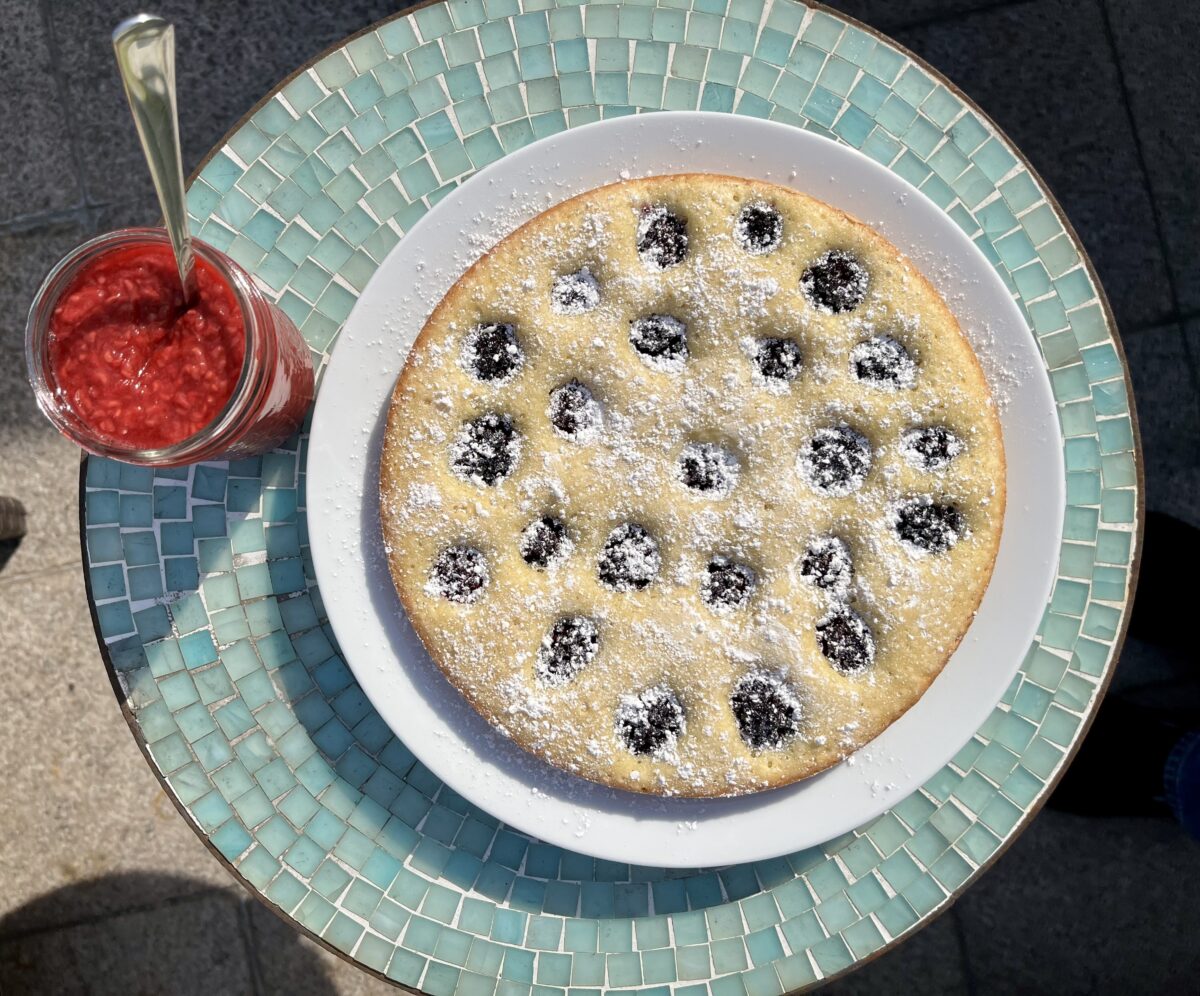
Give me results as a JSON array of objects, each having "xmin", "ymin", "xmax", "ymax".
[{"xmin": 79, "ymin": 1, "xmax": 1142, "ymax": 992}]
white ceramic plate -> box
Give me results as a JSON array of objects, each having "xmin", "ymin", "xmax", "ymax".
[{"xmin": 307, "ymin": 111, "xmax": 1063, "ymax": 868}]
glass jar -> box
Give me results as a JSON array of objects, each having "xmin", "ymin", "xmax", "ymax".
[{"xmin": 26, "ymin": 227, "xmax": 314, "ymax": 466}]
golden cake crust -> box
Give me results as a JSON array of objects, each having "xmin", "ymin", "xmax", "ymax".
[{"xmin": 379, "ymin": 173, "xmax": 1005, "ymax": 798}]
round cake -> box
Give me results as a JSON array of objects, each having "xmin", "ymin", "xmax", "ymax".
[{"xmin": 379, "ymin": 173, "xmax": 1005, "ymax": 798}]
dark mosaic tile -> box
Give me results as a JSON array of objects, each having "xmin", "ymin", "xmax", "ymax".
[
  {"xmin": 1121, "ymin": 322, "xmax": 1200, "ymax": 528},
  {"xmin": 894, "ymin": 0, "xmax": 1174, "ymax": 331},
  {"xmin": 1106, "ymin": 0, "xmax": 1200, "ymax": 314},
  {"xmin": 825, "ymin": 908, "xmax": 968, "ymax": 994},
  {"xmin": 0, "ymin": 889, "xmax": 253, "ymax": 995},
  {"xmin": 0, "ymin": 1, "xmax": 83, "ymax": 223},
  {"xmin": 956, "ymin": 809, "xmax": 1200, "ymax": 994},
  {"xmin": 46, "ymin": 1, "xmax": 405, "ymax": 207}
]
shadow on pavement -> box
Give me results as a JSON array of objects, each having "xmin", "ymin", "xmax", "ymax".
[
  {"xmin": 0, "ymin": 537, "xmax": 21, "ymax": 575},
  {"xmin": 0, "ymin": 873, "xmax": 338, "ymax": 995}
]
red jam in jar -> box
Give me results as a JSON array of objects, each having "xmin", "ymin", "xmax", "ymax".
[
  {"xmin": 49, "ymin": 244, "xmax": 246, "ymax": 451},
  {"xmin": 27, "ymin": 228, "xmax": 315, "ymax": 466}
]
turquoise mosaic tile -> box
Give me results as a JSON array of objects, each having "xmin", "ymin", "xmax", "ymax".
[{"xmin": 79, "ymin": 0, "xmax": 1140, "ymax": 990}]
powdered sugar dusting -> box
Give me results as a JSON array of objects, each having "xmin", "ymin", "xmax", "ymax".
[{"xmin": 378, "ymin": 173, "xmax": 1007, "ymax": 798}]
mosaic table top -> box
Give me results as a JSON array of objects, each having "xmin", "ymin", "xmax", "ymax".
[{"xmin": 81, "ymin": 1, "xmax": 1142, "ymax": 991}]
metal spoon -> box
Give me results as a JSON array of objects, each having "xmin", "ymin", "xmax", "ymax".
[{"xmin": 112, "ymin": 13, "xmax": 197, "ymax": 302}]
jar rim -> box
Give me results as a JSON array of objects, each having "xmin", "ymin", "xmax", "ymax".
[{"xmin": 25, "ymin": 227, "xmax": 265, "ymax": 464}]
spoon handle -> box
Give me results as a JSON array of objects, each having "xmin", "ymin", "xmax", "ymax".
[{"xmin": 112, "ymin": 14, "xmax": 197, "ymax": 302}]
